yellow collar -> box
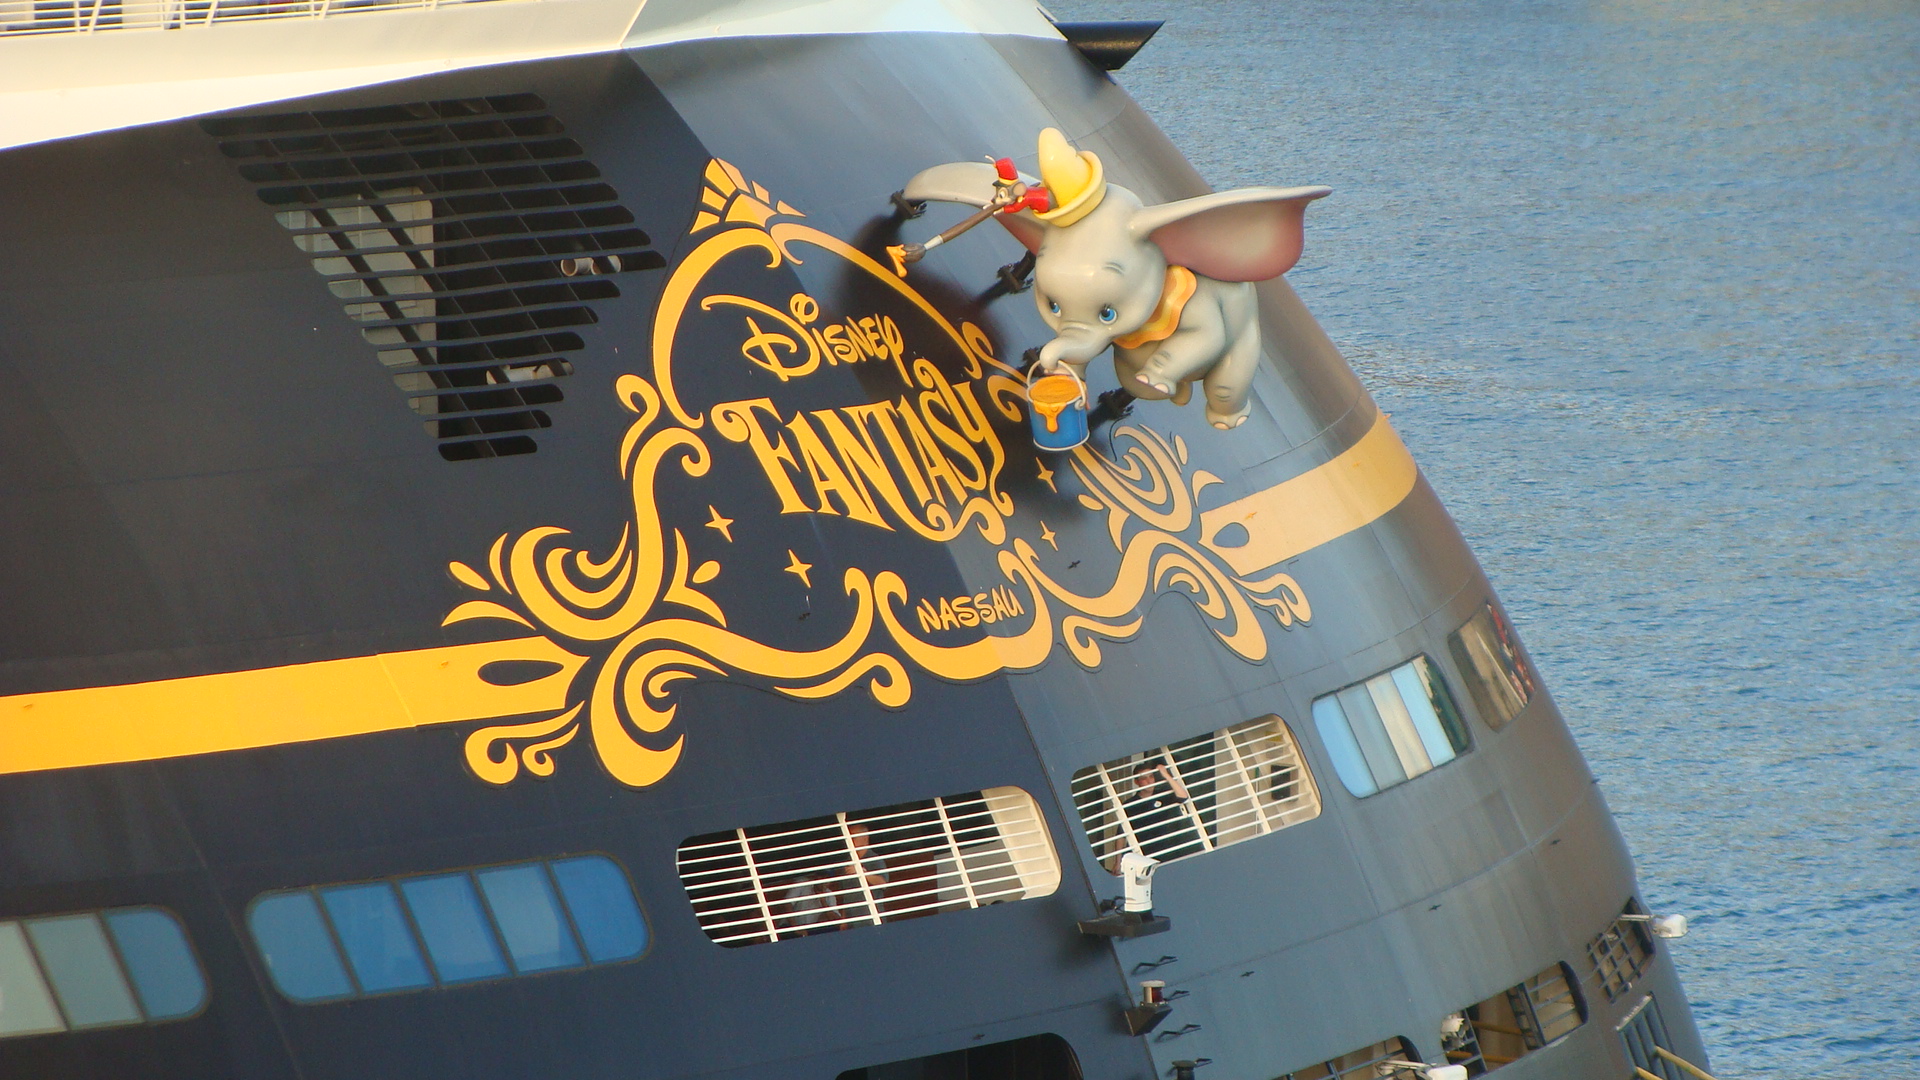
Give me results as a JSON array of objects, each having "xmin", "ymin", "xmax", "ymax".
[{"xmin": 1112, "ymin": 266, "xmax": 1197, "ymax": 350}]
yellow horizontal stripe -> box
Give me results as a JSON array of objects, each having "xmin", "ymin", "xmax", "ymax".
[
  {"xmin": 0, "ymin": 637, "xmax": 586, "ymax": 776},
  {"xmin": 0, "ymin": 413, "xmax": 1416, "ymax": 778},
  {"xmin": 1199, "ymin": 410, "xmax": 1420, "ymax": 576}
]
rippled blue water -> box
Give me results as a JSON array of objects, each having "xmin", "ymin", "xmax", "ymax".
[{"xmin": 1052, "ymin": 1, "xmax": 1920, "ymax": 1076}]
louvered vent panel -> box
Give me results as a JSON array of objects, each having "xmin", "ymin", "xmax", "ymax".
[
  {"xmin": 676, "ymin": 787, "xmax": 1061, "ymax": 947},
  {"xmin": 204, "ymin": 94, "xmax": 663, "ymax": 460}
]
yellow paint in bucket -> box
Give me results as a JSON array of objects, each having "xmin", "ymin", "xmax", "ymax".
[{"xmin": 1028, "ymin": 373, "xmax": 1083, "ymax": 433}]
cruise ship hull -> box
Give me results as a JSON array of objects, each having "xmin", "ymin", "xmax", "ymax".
[{"xmin": 0, "ymin": 27, "xmax": 1707, "ymax": 1080}]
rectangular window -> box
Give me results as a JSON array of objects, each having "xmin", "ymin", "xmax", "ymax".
[
  {"xmin": 102, "ymin": 909, "xmax": 207, "ymax": 1021},
  {"xmin": 475, "ymin": 864, "xmax": 582, "ymax": 974},
  {"xmin": 1312, "ymin": 656, "xmax": 1469, "ymax": 798},
  {"xmin": 1440, "ymin": 962, "xmax": 1587, "ymax": 1074},
  {"xmin": 0, "ymin": 923, "xmax": 66, "ymax": 1037},
  {"xmin": 0, "ymin": 907, "xmax": 206, "ymax": 1040},
  {"xmin": 398, "ymin": 875, "xmax": 510, "ymax": 984},
  {"xmin": 248, "ymin": 853, "xmax": 645, "ymax": 1004},
  {"xmin": 249, "ymin": 893, "xmax": 354, "ymax": 1002},
  {"xmin": 1448, "ymin": 603, "xmax": 1536, "ymax": 729},
  {"xmin": 1586, "ymin": 901, "xmax": 1656, "ymax": 1002},
  {"xmin": 677, "ymin": 786, "xmax": 1060, "ymax": 947},
  {"xmin": 1070, "ymin": 715, "xmax": 1321, "ymax": 872},
  {"xmin": 318, "ymin": 883, "xmax": 433, "ymax": 993},
  {"xmin": 24, "ymin": 914, "xmax": 142, "ymax": 1029},
  {"xmin": 550, "ymin": 856, "xmax": 651, "ymax": 963}
]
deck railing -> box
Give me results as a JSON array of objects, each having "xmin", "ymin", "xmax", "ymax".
[{"xmin": 0, "ymin": 0, "xmax": 529, "ymax": 37}]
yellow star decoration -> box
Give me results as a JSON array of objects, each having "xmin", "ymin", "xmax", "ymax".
[
  {"xmin": 1038, "ymin": 522, "xmax": 1059, "ymax": 551},
  {"xmin": 783, "ymin": 550, "xmax": 814, "ymax": 589},
  {"xmin": 705, "ymin": 505, "xmax": 735, "ymax": 542},
  {"xmin": 1036, "ymin": 460, "xmax": 1057, "ymax": 493}
]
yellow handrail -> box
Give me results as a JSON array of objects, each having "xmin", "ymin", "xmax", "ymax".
[{"xmin": 1655, "ymin": 1046, "xmax": 1722, "ymax": 1080}]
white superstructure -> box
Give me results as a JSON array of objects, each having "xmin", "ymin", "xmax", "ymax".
[{"xmin": 0, "ymin": 0, "xmax": 1057, "ymax": 151}]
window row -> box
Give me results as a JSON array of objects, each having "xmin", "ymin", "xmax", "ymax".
[
  {"xmin": 2, "ymin": 602, "xmax": 1536, "ymax": 1015},
  {"xmin": 249, "ymin": 854, "xmax": 646, "ymax": 1002},
  {"xmin": 677, "ymin": 787, "xmax": 1060, "ymax": 946},
  {"xmin": 0, "ymin": 908, "xmax": 205, "ymax": 1038},
  {"xmin": 1273, "ymin": 958, "xmax": 1588, "ymax": 1080},
  {"xmin": 1310, "ymin": 602, "xmax": 1534, "ymax": 801}
]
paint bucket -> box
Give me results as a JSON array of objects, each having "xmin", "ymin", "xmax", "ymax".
[{"xmin": 1026, "ymin": 364, "xmax": 1088, "ymax": 451}]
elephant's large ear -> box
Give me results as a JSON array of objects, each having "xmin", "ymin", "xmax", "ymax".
[
  {"xmin": 1130, "ymin": 185, "xmax": 1331, "ymax": 282},
  {"xmin": 901, "ymin": 161, "xmax": 1046, "ymax": 253}
]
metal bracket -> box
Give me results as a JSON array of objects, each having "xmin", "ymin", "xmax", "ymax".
[
  {"xmin": 1123, "ymin": 1001, "xmax": 1172, "ymax": 1036},
  {"xmin": 1077, "ymin": 910, "xmax": 1172, "ymax": 938},
  {"xmin": 889, "ymin": 190, "xmax": 926, "ymax": 219}
]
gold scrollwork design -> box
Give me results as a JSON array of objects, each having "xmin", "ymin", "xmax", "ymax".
[
  {"xmin": 444, "ymin": 159, "xmax": 1314, "ymax": 790},
  {"xmin": 447, "ymin": 372, "xmax": 924, "ymax": 789}
]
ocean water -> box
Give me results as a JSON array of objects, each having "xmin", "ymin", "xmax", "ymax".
[{"xmin": 1050, "ymin": 1, "xmax": 1920, "ymax": 1076}]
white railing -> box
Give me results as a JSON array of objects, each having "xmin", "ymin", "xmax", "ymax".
[
  {"xmin": 676, "ymin": 787, "xmax": 1061, "ymax": 947},
  {"xmin": 0, "ymin": 0, "xmax": 529, "ymax": 37},
  {"xmin": 1070, "ymin": 714, "xmax": 1322, "ymax": 873}
]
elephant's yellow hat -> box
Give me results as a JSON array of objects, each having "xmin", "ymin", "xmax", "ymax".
[{"xmin": 1034, "ymin": 127, "xmax": 1105, "ymax": 228}]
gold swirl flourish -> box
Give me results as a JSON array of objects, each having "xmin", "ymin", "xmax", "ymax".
[
  {"xmin": 443, "ymin": 172, "xmax": 1317, "ymax": 791},
  {"xmin": 464, "ymin": 703, "xmax": 583, "ymax": 785},
  {"xmin": 446, "ymin": 382, "xmax": 935, "ymax": 787}
]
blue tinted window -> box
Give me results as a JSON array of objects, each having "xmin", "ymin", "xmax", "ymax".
[
  {"xmin": 24, "ymin": 914, "xmax": 141, "ymax": 1028},
  {"xmin": 103, "ymin": 909, "xmax": 206, "ymax": 1020},
  {"xmin": 1312, "ymin": 696, "xmax": 1378, "ymax": 797},
  {"xmin": 476, "ymin": 865, "xmax": 582, "ymax": 973},
  {"xmin": 399, "ymin": 875, "xmax": 508, "ymax": 984},
  {"xmin": 319, "ymin": 884, "xmax": 431, "ymax": 993},
  {"xmin": 1392, "ymin": 664, "xmax": 1456, "ymax": 767},
  {"xmin": 0, "ymin": 922, "xmax": 66, "ymax": 1036},
  {"xmin": 1314, "ymin": 656, "xmax": 1472, "ymax": 798},
  {"xmin": 249, "ymin": 892, "xmax": 352, "ymax": 1001},
  {"xmin": 1340, "ymin": 683, "xmax": 1408, "ymax": 785},
  {"xmin": 250, "ymin": 856, "xmax": 646, "ymax": 1005},
  {"xmin": 551, "ymin": 857, "xmax": 648, "ymax": 963}
]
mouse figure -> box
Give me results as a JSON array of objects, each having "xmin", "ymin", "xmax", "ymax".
[{"xmin": 900, "ymin": 129, "xmax": 1329, "ymax": 430}]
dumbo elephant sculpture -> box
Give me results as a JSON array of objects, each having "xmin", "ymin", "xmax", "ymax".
[{"xmin": 900, "ymin": 129, "xmax": 1329, "ymax": 430}]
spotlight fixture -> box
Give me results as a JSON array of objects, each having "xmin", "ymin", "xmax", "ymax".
[
  {"xmin": 1619, "ymin": 912, "xmax": 1690, "ymax": 939},
  {"xmin": 1078, "ymin": 853, "xmax": 1170, "ymax": 938}
]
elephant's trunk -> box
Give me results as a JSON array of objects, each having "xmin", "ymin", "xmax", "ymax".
[{"xmin": 1038, "ymin": 326, "xmax": 1111, "ymax": 371}]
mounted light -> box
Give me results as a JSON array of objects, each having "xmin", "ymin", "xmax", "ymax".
[
  {"xmin": 1078, "ymin": 853, "xmax": 1171, "ymax": 938},
  {"xmin": 1620, "ymin": 912, "xmax": 1690, "ymax": 939}
]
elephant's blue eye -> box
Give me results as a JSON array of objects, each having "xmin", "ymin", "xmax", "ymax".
[
  {"xmin": 1048, "ymin": 300, "xmax": 1061, "ymax": 316},
  {"xmin": 1099, "ymin": 305, "xmax": 1117, "ymax": 323}
]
